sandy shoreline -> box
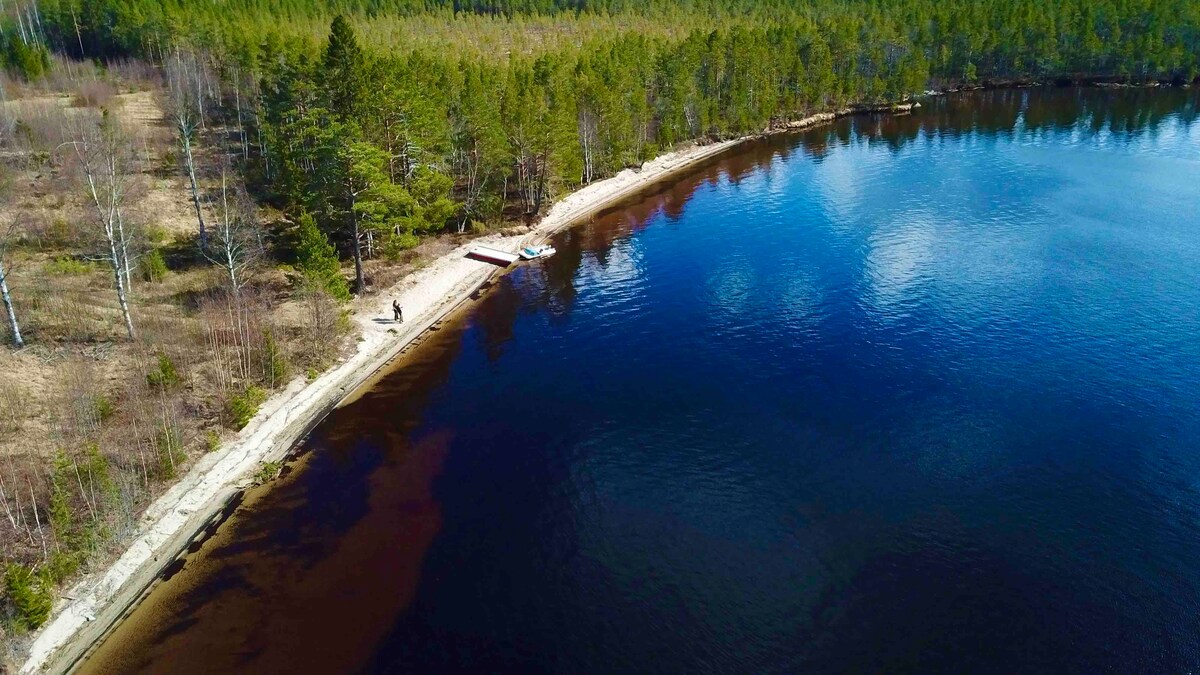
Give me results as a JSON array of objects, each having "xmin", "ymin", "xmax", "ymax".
[{"xmin": 17, "ymin": 102, "xmax": 886, "ymax": 673}]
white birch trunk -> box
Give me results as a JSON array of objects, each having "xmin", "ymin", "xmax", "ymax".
[
  {"xmin": 0, "ymin": 258, "xmax": 24, "ymax": 347},
  {"xmin": 182, "ymin": 132, "xmax": 206, "ymax": 245}
]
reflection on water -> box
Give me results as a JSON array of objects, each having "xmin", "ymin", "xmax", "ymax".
[{"xmin": 82, "ymin": 87, "xmax": 1200, "ymax": 674}]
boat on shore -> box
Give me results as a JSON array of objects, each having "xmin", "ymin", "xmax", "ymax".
[
  {"xmin": 520, "ymin": 244, "xmax": 556, "ymax": 260},
  {"xmin": 467, "ymin": 246, "xmax": 520, "ymax": 266}
]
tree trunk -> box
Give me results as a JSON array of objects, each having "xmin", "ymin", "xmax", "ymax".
[
  {"xmin": 117, "ymin": 209, "xmax": 134, "ymax": 293},
  {"xmin": 183, "ymin": 134, "xmax": 206, "ymax": 246},
  {"xmin": 234, "ymin": 72, "xmax": 249, "ymax": 161},
  {"xmin": 352, "ymin": 219, "xmax": 365, "ymax": 295},
  {"xmin": 226, "ymin": 247, "xmax": 239, "ymax": 294},
  {"xmin": 108, "ymin": 234, "xmax": 136, "ymax": 340},
  {"xmin": 533, "ymin": 153, "xmax": 548, "ymax": 215},
  {"xmin": 0, "ymin": 260, "xmax": 24, "ymax": 347}
]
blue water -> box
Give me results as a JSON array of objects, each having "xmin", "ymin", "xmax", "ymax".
[{"xmin": 85, "ymin": 88, "xmax": 1200, "ymax": 673}]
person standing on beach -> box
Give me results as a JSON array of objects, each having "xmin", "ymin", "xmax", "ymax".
[{"xmin": 392, "ymin": 299, "xmax": 403, "ymax": 323}]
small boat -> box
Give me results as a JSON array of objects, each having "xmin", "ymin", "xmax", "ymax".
[
  {"xmin": 520, "ymin": 244, "xmax": 556, "ymax": 260},
  {"xmin": 467, "ymin": 246, "xmax": 520, "ymax": 266}
]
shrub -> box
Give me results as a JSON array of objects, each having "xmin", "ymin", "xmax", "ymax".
[
  {"xmin": 261, "ymin": 330, "xmax": 289, "ymax": 387},
  {"xmin": 383, "ymin": 232, "xmax": 420, "ymax": 259},
  {"xmin": 252, "ymin": 460, "xmax": 281, "ymax": 486},
  {"xmin": 31, "ymin": 218, "xmax": 75, "ymax": 249},
  {"xmin": 227, "ymin": 385, "xmax": 267, "ymax": 430},
  {"xmin": 298, "ymin": 285, "xmax": 349, "ymax": 369},
  {"xmin": 141, "ymin": 249, "xmax": 168, "ymax": 282},
  {"xmin": 143, "ymin": 225, "xmax": 171, "ymax": 246},
  {"xmin": 94, "ymin": 394, "xmax": 116, "ymax": 423},
  {"xmin": 81, "ymin": 444, "xmax": 118, "ymax": 510},
  {"xmin": 48, "ymin": 447, "xmax": 114, "ymax": 555},
  {"xmin": 44, "ymin": 257, "xmax": 93, "ymax": 276},
  {"xmin": 146, "ymin": 353, "xmax": 180, "ymax": 389},
  {"xmin": 154, "ymin": 423, "xmax": 184, "ymax": 479},
  {"xmin": 48, "ymin": 453, "xmax": 75, "ymax": 544},
  {"xmin": 72, "ymin": 80, "xmax": 117, "ymax": 108},
  {"xmin": 205, "ymin": 429, "xmax": 222, "ymax": 452},
  {"xmin": 3, "ymin": 564, "xmax": 53, "ymax": 632},
  {"xmin": 45, "ymin": 551, "xmax": 81, "ymax": 585}
]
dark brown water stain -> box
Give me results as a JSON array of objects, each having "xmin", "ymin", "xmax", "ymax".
[{"xmin": 77, "ymin": 317, "xmax": 475, "ymax": 675}]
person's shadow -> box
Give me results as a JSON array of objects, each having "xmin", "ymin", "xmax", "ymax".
[{"xmin": 372, "ymin": 318, "xmax": 402, "ymax": 325}]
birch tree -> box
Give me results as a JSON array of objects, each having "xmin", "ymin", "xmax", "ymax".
[
  {"xmin": 166, "ymin": 50, "xmax": 209, "ymax": 247},
  {"xmin": 0, "ymin": 168, "xmax": 24, "ymax": 348},
  {"xmin": 202, "ymin": 163, "xmax": 263, "ymax": 294},
  {"xmin": 68, "ymin": 110, "xmax": 136, "ymax": 340},
  {"xmin": 0, "ymin": 221, "xmax": 24, "ymax": 348}
]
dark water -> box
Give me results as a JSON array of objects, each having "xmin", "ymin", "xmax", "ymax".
[{"xmin": 82, "ymin": 88, "xmax": 1200, "ymax": 674}]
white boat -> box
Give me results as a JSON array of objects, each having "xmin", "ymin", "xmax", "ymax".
[
  {"xmin": 467, "ymin": 246, "xmax": 520, "ymax": 266},
  {"xmin": 520, "ymin": 244, "xmax": 556, "ymax": 260}
]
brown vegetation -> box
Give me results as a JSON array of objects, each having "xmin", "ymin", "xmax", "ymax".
[{"xmin": 0, "ymin": 58, "xmax": 364, "ymax": 660}]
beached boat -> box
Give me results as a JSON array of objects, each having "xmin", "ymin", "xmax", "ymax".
[
  {"xmin": 467, "ymin": 246, "xmax": 520, "ymax": 266},
  {"xmin": 520, "ymin": 244, "xmax": 556, "ymax": 260}
]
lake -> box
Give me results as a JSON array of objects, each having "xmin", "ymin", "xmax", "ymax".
[{"xmin": 81, "ymin": 88, "xmax": 1200, "ymax": 673}]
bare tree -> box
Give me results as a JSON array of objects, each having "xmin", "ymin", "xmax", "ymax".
[
  {"xmin": 202, "ymin": 162, "xmax": 263, "ymax": 293},
  {"xmin": 66, "ymin": 109, "xmax": 137, "ymax": 340},
  {"xmin": 165, "ymin": 50, "xmax": 210, "ymax": 247}
]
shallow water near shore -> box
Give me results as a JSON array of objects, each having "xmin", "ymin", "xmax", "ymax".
[{"xmin": 81, "ymin": 88, "xmax": 1200, "ymax": 673}]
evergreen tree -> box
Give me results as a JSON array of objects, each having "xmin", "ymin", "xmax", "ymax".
[
  {"xmin": 294, "ymin": 212, "xmax": 351, "ymax": 302},
  {"xmin": 322, "ymin": 16, "xmax": 366, "ymax": 122}
]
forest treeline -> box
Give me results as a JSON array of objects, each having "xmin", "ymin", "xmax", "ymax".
[
  {"xmin": 16, "ymin": 2, "xmax": 1200, "ymax": 271},
  {"xmin": 5, "ymin": 0, "xmax": 1195, "ymax": 293}
]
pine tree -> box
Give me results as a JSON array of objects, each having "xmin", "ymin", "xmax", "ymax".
[
  {"xmin": 294, "ymin": 212, "xmax": 351, "ymax": 302},
  {"xmin": 322, "ymin": 16, "xmax": 366, "ymax": 122}
]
